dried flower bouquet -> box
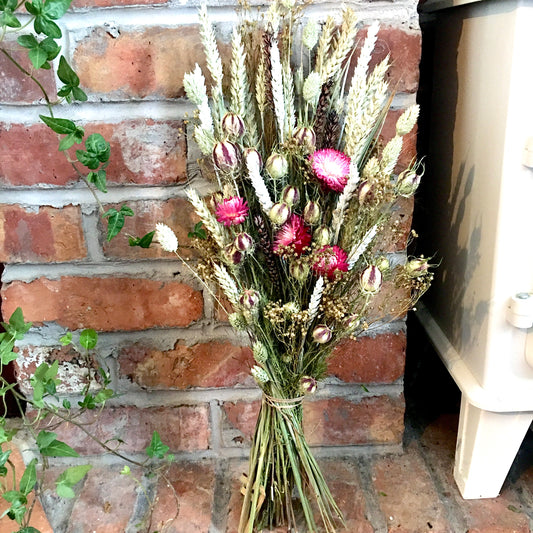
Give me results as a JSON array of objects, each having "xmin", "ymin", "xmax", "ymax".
[{"xmin": 157, "ymin": 1, "xmax": 433, "ymax": 531}]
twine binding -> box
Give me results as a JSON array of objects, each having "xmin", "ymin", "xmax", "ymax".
[{"xmin": 263, "ymin": 393, "xmax": 304, "ymax": 410}]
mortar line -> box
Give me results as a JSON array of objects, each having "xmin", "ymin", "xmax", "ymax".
[{"xmin": 356, "ymin": 455, "xmax": 389, "ymax": 533}]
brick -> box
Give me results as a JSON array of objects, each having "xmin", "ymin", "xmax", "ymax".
[
  {"xmin": 41, "ymin": 405, "xmax": 210, "ymax": 454},
  {"xmin": 0, "ymin": 205, "xmax": 87, "ymax": 263},
  {"xmin": 0, "ymin": 41, "xmax": 56, "ymax": 104},
  {"xmin": 151, "ymin": 461, "xmax": 215, "ymax": 533},
  {"xmin": 0, "ymin": 120, "xmax": 186, "ymax": 187},
  {"xmin": 303, "ymin": 395, "xmax": 405, "ymax": 446},
  {"xmin": 0, "ymin": 443, "xmax": 53, "ymax": 533},
  {"xmin": 221, "ymin": 399, "xmax": 261, "ymax": 447},
  {"xmin": 348, "ymin": 26, "xmax": 421, "ymax": 95},
  {"xmin": 0, "ymin": 123, "xmax": 75, "ymax": 186},
  {"xmin": 66, "ymin": 465, "xmax": 139, "ymax": 533},
  {"xmin": 1, "ymin": 276, "xmax": 203, "ymax": 331},
  {"xmin": 15, "ymin": 344, "xmax": 98, "ymax": 395},
  {"xmin": 366, "ymin": 280, "xmax": 412, "ymax": 321},
  {"xmin": 373, "ymin": 195, "xmax": 414, "ymax": 252},
  {"xmin": 73, "ymin": 0, "xmax": 168, "ymax": 8},
  {"xmin": 420, "ymin": 414, "xmax": 531, "ymax": 533},
  {"xmin": 72, "ymin": 26, "xmax": 227, "ymax": 100},
  {"xmin": 329, "ymin": 331, "xmax": 406, "ymax": 384},
  {"xmin": 103, "ymin": 197, "xmax": 198, "ymax": 261},
  {"xmin": 118, "ymin": 340, "xmax": 254, "ymax": 389},
  {"xmin": 372, "ymin": 444, "xmax": 450, "ymax": 533}
]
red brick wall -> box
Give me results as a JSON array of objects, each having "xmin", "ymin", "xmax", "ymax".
[{"xmin": 0, "ymin": 0, "xmax": 421, "ymax": 455}]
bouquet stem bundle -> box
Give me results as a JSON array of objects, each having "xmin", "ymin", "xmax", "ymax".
[{"xmin": 157, "ymin": 2, "xmax": 435, "ymax": 531}]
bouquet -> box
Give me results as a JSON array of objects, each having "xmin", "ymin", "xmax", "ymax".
[{"xmin": 155, "ymin": 2, "xmax": 433, "ymax": 531}]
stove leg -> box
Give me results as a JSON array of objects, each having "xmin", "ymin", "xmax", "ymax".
[{"xmin": 453, "ymin": 395, "xmax": 533, "ymax": 499}]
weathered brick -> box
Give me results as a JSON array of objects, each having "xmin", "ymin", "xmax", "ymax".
[
  {"xmin": 103, "ymin": 197, "xmax": 197, "ymax": 260},
  {"xmin": 73, "ymin": 0, "xmax": 168, "ymax": 8},
  {"xmin": 372, "ymin": 444, "xmax": 450, "ymax": 533},
  {"xmin": 72, "ymin": 26, "xmax": 224, "ymax": 100},
  {"xmin": 66, "ymin": 465, "xmax": 139, "ymax": 533},
  {"xmin": 119, "ymin": 340, "xmax": 254, "ymax": 389},
  {"xmin": 15, "ymin": 345, "xmax": 98, "ymax": 395},
  {"xmin": 151, "ymin": 461, "xmax": 215, "ymax": 533},
  {"xmin": 329, "ymin": 331, "xmax": 406, "ymax": 384},
  {"xmin": 0, "ymin": 443, "xmax": 53, "ymax": 533},
  {"xmin": 349, "ymin": 25, "xmax": 421, "ymax": 95},
  {"xmin": 0, "ymin": 120, "xmax": 186, "ymax": 187},
  {"xmin": 373, "ymin": 195, "xmax": 414, "ymax": 252},
  {"xmin": 1, "ymin": 276, "xmax": 203, "ymax": 331},
  {"xmin": 0, "ymin": 41, "xmax": 56, "ymax": 104},
  {"xmin": 41, "ymin": 405, "xmax": 210, "ymax": 454},
  {"xmin": 0, "ymin": 123, "xmax": 75, "ymax": 186},
  {"xmin": 303, "ymin": 395, "xmax": 405, "ymax": 446},
  {"xmin": 0, "ymin": 205, "xmax": 87, "ymax": 263},
  {"xmin": 221, "ymin": 399, "xmax": 261, "ymax": 447}
]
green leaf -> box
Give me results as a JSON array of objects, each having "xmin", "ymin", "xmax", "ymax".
[
  {"xmin": 85, "ymin": 133, "xmax": 110, "ymax": 163},
  {"xmin": 120, "ymin": 465, "xmax": 130, "ymax": 475},
  {"xmin": 58, "ymin": 128, "xmax": 84, "ymax": 151},
  {"xmin": 71, "ymin": 86, "xmax": 87, "ymax": 102},
  {"xmin": 2, "ymin": 490, "xmax": 27, "ymax": 505},
  {"xmin": 17, "ymin": 34, "xmax": 39, "ymax": 49},
  {"xmin": 36, "ymin": 430, "xmax": 57, "ymax": 450},
  {"xmin": 78, "ymin": 394, "xmax": 95, "ymax": 410},
  {"xmin": 24, "ymin": 0, "xmax": 42, "ymax": 15},
  {"xmin": 0, "ymin": 449, "xmax": 12, "ymax": 467},
  {"xmin": 87, "ymin": 170, "xmax": 107, "ymax": 193},
  {"xmin": 56, "ymin": 464, "xmax": 91, "ymax": 487},
  {"xmin": 42, "ymin": 0, "xmax": 71, "ymax": 19},
  {"xmin": 146, "ymin": 431, "xmax": 169, "ymax": 459},
  {"xmin": 0, "ymin": 9, "xmax": 21, "ymax": 28},
  {"xmin": 57, "ymin": 55, "xmax": 78, "ymax": 86},
  {"xmin": 102, "ymin": 208, "xmax": 122, "ymax": 241},
  {"xmin": 34, "ymin": 16, "xmax": 61, "ymax": 38},
  {"xmin": 119, "ymin": 205, "xmax": 134, "ymax": 217},
  {"xmin": 79, "ymin": 329, "xmax": 97, "ymax": 350},
  {"xmin": 9, "ymin": 308, "xmax": 32, "ymax": 336},
  {"xmin": 39, "ymin": 115, "xmax": 77, "ymax": 135},
  {"xmin": 18, "ymin": 527, "xmax": 42, "ymax": 533},
  {"xmin": 128, "ymin": 231, "xmax": 155, "ymax": 249},
  {"xmin": 188, "ymin": 221, "xmax": 207, "ymax": 240},
  {"xmin": 40, "ymin": 36, "xmax": 60, "ymax": 60},
  {"xmin": 62, "ymin": 399, "xmax": 71, "ymax": 409},
  {"xmin": 59, "ymin": 332, "xmax": 72, "ymax": 346},
  {"xmin": 1, "ymin": 349, "xmax": 19, "ymax": 365},
  {"xmin": 94, "ymin": 388, "xmax": 113, "ymax": 404},
  {"xmin": 28, "ymin": 47, "xmax": 48, "ymax": 69},
  {"xmin": 45, "ymin": 359, "xmax": 59, "ymax": 381},
  {"xmin": 55, "ymin": 483, "xmax": 75, "ymax": 499},
  {"xmin": 76, "ymin": 149, "xmax": 100, "ymax": 170},
  {"xmin": 19, "ymin": 459, "xmax": 37, "ymax": 496},
  {"xmin": 40, "ymin": 439, "xmax": 79, "ymax": 458}
]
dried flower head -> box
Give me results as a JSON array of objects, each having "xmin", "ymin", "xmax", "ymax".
[
  {"xmin": 360, "ymin": 265, "xmax": 383, "ymax": 294},
  {"xmin": 310, "ymin": 149, "xmax": 351, "ymax": 192},
  {"xmin": 312, "ymin": 325, "xmax": 332, "ymax": 344},
  {"xmin": 273, "ymin": 215, "xmax": 312, "ymax": 256},
  {"xmin": 312, "ymin": 245, "xmax": 349, "ymax": 280},
  {"xmin": 154, "ymin": 223, "xmax": 178, "ymax": 253},
  {"xmin": 215, "ymin": 196, "xmax": 249, "ymax": 226},
  {"xmin": 300, "ymin": 376, "xmax": 318, "ymax": 394}
]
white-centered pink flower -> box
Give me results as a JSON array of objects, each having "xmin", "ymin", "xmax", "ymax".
[
  {"xmin": 215, "ymin": 196, "xmax": 249, "ymax": 226},
  {"xmin": 273, "ymin": 215, "xmax": 312, "ymax": 256},
  {"xmin": 310, "ymin": 149, "xmax": 351, "ymax": 193}
]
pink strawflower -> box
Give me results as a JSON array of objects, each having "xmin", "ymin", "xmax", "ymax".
[
  {"xmin": 273, "ymin": 215, "xmax": 312, "ymax": 256},
  {"xmin": 312, "ymin": 245, "xmax": 349, "ymax": 279},
  {"xmin": 310, "ymin": 149, "xmax": 351, "ymax": 192},
  {"xmin": 215, "ymin": 196, "xmax": 249, "ymax": 226}
]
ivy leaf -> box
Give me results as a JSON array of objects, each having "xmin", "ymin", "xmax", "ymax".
[
  {"xmin": 146, "ymin": 431, "xmax": 169, "ymax": 459},
  {"xmin": 58, "ymin": 129, "xmax": 84, "ymax": 151},
  {"xmin": 17, "ymin": 527, "xmax": 41, "ymax": 533},
  {"xmin": 76, "ymin": 150, "xmax": 99, "ymax": 170},
  {"xmin": 128, "ymin": 231, "xmax": 155, "ymax": 249},
  {"xmin": 188, "ymin": 221, "xmax": 207, "ymax": 240},
  {"xmin": 0, "ymin": 9, "xmax": 21, "ymax": 28},
  {"xmin": 24, "ymin": 0, "xmax": 42, "ymax": 16},
  {"xmin": 34, "ymin": 15, "xmax": 61, "ymax": 38},
  {"xmin": 40, "ymin": 439, "xmax": 79, "ymax": 458},
  {"xmin": 39, "ymin": 115, "xmax": 77, "ymax": 135},
  {"xmin": 17, "ymin": 34, "xmax": 39, "ymax": 49},
  {"xmin": 103, "ymin": 205, "xmax": 133, "ymax": 241},
  {"xmin": 42, "ymin": 0, "xmax": 71, "ymax": 20},
  {"xmin": 79, "ymin": 329, "xmax": 97, "ymax": 350},
  {"xmin": 62, "ymin": 399, "xmax": 71, "ymax": 409},
  {"xmin": 71, "ymin": 86, "xmax": 87, "ymax": 102},
  {"xmin": 28, "ymin": 47, "xmax": 48, "ymax": 69},
  {"xmin": 57, "ymin": 55, "xmax": 79, "ymax": 86},
  {"xmin": 59, "ymin": 332, "xmax": 72, "ymax": 346},
  {"xmin": 0, "ymin": 449, "xmax": 12, "ymax": 467},
  {"xmin": 87, "ymin": 170, "xmax": 107, "ymax": 193},
  {"xmin": 85, "ymin": 133, "xmax": 110, "ymax": 163},
  {"xmin": 77, "ymin": 393, "xmax": 95, "ymax": 409},
  {"xmin": 1, "ymin": 308, "xmax": 32, "ymax": 340},
  {"xmin": 94, "ymin": 388, "xmax": 113, "ymax": 404},
  {"xmin": 55, "ymin": 464, "xmax": 91, "ymax": 499},
  {"xmin": 19, "ymin": 459, "xmax": 37, "ymax": 496}
]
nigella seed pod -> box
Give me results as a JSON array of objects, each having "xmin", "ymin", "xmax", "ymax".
[
  {"xmin": 300, "ymin": 376, "xmax": 318, "ymax": 395},
  {"xmin": 269, "ymin": 202, "xmax": 291, "ymax": 225},
  {"xmin": 406, "ymin": 257, "xmax": 429, "ymax": 277},
  {"xmin": 376, "ymin": 256, "xmax": 390, "ymax": 272},
  {"xmin": 265, "ymin": 153, "xmax": 288, "ymax": 179},
  {"xmin": 358, "ymin": 181, "xmax": 374, "ymax": 205},
  {"xmin": 313, "ymin": 225, "xmax": 331, "ymax": 247},
  {"xmin": 223, "ymin": 244, "xmax": 243, "ymax": 265},
  {"xmin": 243, "ymin": 148, "xmax": 263, "ymax": 170},
  {"xmin": 303, "ymin": 201, "xmax": 321, "ymax": 225},
  {"xmin": 212, "ymin": 141, "xmax": 241, "ymax": 172},
  {"xmin": 281, "ymin": 185, "xmax": 300, "ymax": 207},
  {"xmin": 234, "ymin": 232, "xmax": 254, "ymax": 252},
  {"xmin": 312, "ymin": 325, "xmax": 332, "ymax": 344},
  {"xmin": 360, "ymin": 265, "xmax": 383, "ymax": 294},
  {"xmin": 239, "ymin": 289, "xmax": 260, "ymax": 309},
  {"xmin": 343, "ymin": 314, "xmax": 360, "ymax": 330},
  {"xmin": 221, "ymin": 112, "xmax": 245, "ymax": 138},
  {"xmin": 396, "ymin": 170, "xmax": 421, "ymax": 197},
  {"xmin": 289, "ymin": 261, "xmax": 309, "ymax": 282},
  {"xmin": 293, "ymin": 126, "xmax": 316, "ymax": 153}
]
